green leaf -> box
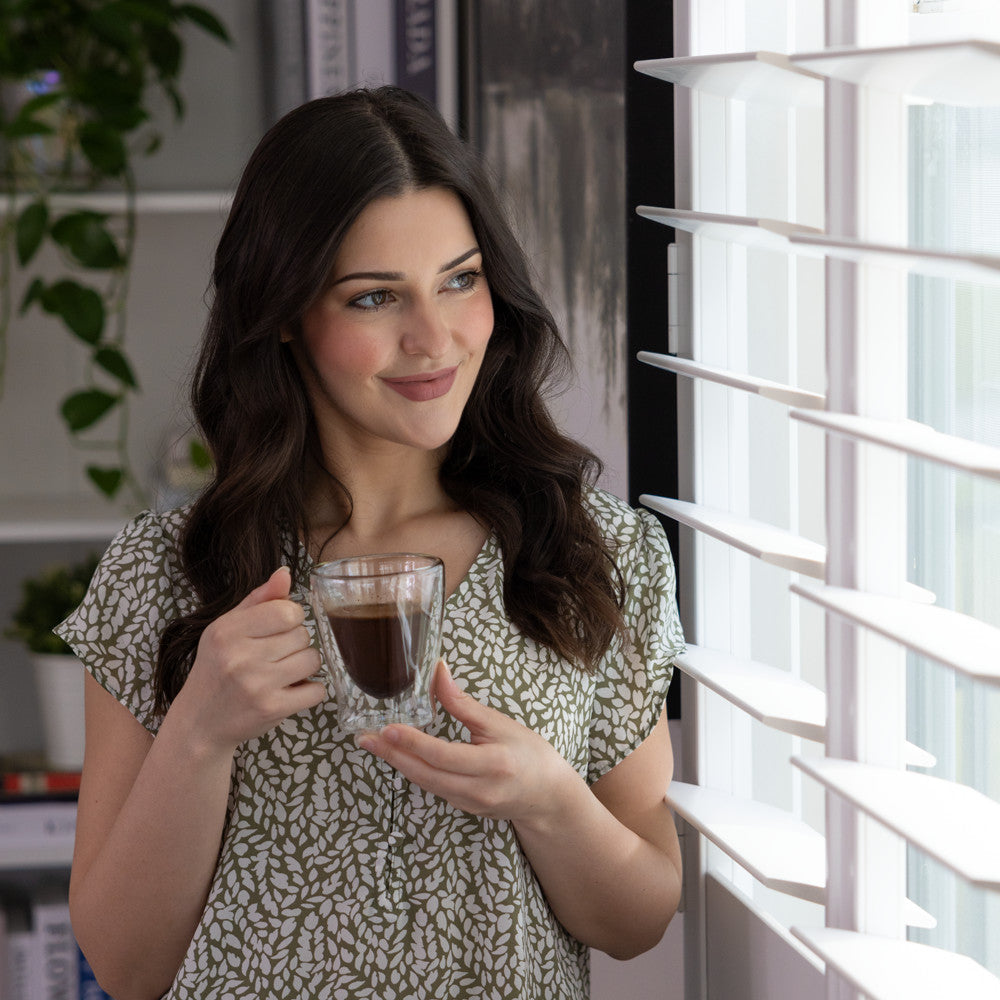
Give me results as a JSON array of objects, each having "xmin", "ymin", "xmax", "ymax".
[
  {"xmin": 40, "ymin": 281, "xmax": 105, "ymax": 344},
  {"xmin": 79, "ymin": 122, "xmax": 128, "ymax": 176},
  {"xmin": 145, "ymin": 25, "xmax": 183, "ymax": 79},
  {"xmin": 51, "ymin": 212, "xmax": 123, "ymax": 269},
  {"xmin": 94, "ymin": 346, "xmax": 138, "ymax": 388},
  {"xmin": 4, "ymin": 117, "xmax": 56, "ymax": 139},
  {"xmin": 86, "ymin": 466, "xmax": 124, "ymax": 497},
  {"xmin": 189, "ymin": 438, "xmax": 212, "ymax": 469},
  {"xmin": 19, "ymin": 278, "xmax": 46, "ymax": 315},
  {"xmin": 61, "ymin": 389, "xmax": 120, "ymax": 432},
  {"xmin": 177, "ymin": 4, "xmax": 231, "ymax": 43},
  {"xmin": 15, "ymin": 201, "xmax": 49, "ymax": 266}
]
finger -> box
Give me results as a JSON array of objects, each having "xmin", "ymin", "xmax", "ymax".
[
  {"xmin": 240, "ymin": 598, "xmax": 305, "ymax": 639},
  {"xmin": 257, "ymin": 623, "xmax": 313, "ymax": 663},
  {"xmin": 276, "ymin": 678, "xmax": 328, "ymax": 717},
  {"xmin": 235, "ymin": 566, "xmax": 292, "ymax": 610},
  {"xmin": 432, "ymin": 660, "xmax": 497, "ymax": 736},
  {"xmin": 272, "ymin": 646, "xmax": 323, "ymax": 687},
  {"xmin": 364, "ymin": 723, "xmax": 487, "ymax": 778}
]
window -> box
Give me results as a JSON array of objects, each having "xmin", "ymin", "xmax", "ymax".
[{"xmin": 639, "ymin": 1, "xmax": 1000, "ymax": 996}]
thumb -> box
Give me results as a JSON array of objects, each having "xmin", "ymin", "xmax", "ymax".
[
  {"xmin": 431, "ymin": 659, "xmax": 493, "ymax": 734},
  {"xmin": 237, "ymin": 566, "xmax": 292, "ymax": 609}
]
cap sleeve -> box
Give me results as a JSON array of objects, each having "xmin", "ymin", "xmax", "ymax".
[
  {"xmin": 53, "ymin": 509, "xmax": 188, "ymax": 733},
  {"xmin": 588, "ymin": 504, "xmax": 685, "ymax": 784}
]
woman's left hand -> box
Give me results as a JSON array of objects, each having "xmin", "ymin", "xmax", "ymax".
[{"xmin": 357, "ymin": 659, "xmax": 577, "ymax": 825}]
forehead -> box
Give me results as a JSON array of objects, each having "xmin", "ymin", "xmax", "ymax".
[{"xmin": 334, "ymin": 187, "xmax": 477, "ymax": 269}]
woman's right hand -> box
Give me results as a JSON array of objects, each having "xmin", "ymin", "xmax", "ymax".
[{"xmin": 173, "ymin": 566, "xmax": 327, "ymax": 754}]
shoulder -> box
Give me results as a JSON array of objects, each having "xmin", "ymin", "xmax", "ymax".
[
  {"xmin": 582, "ymin": 487, "xmax": 665, "ymax": 551},
  {"xmin": 97, "ymin": 505, "xmax": 192, "ymax": 596}
]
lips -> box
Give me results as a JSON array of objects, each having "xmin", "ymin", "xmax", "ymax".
[{"xmin": 381, "ymin": 366, "xmax": 459, "ymax": 402}]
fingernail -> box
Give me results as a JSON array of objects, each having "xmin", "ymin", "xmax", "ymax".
[{"xmin": 357, "ymin": 735, "xmax": 376, "ymax": 752}]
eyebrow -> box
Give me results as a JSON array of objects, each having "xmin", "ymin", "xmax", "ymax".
[{"xmin": 332, "ymin": 246, "xmax": 481, "ymax": 286}]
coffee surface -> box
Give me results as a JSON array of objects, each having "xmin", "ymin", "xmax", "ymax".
[{"xmin": 327, "ymin": 603, "xmax": 424, "ymax": 699}]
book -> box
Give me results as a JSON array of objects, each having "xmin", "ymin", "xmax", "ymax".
[
  {"xmin": 1, "ymin": 770, "xmax": 81, "ymax": 797},
  {"xmin": 32, "ymin": 887, "xmax": 78, "ymax": 1000},
  {"xmin": 2, "ymin": 896, "xmax": 40, "ymax": 1000}
]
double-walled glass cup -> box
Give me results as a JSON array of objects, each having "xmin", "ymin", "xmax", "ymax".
[{"xmin": 310, "ymin": 553, "xmax": 444, "ymax": 735}]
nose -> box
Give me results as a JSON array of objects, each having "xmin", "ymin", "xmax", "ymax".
[{"xmin": 400, "ymin": 297, "xmax": 451, "ymax": 359}]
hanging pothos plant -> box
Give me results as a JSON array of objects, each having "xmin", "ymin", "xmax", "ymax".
[{"xmin": 0, "ymin": 0, "xmax": 228, "ymax": 503}]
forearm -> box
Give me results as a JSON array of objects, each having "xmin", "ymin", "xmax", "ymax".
[
  {"xmin": 513, "ymin": 768, "xmax": 682, "ymax": 959},
  {"xmin": 70, "ymin": 707, "xmax": 234, "ymax": 1000}
]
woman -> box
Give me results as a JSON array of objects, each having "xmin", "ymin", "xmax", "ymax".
[{"xmin": 58, "ymin": 86, "xmax": 684, "ymax": 1000}]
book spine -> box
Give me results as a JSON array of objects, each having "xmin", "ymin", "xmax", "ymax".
[
  {"xmin": 304, "ymin": 0, "xmax": 355, "ymax": 97},
  {"xmin": 0, "ymin": 802, "xmax": 76, "ymax": 843},
  {"xmin": 2, "ymin": 772, "xmax": 81, "ymax": 795},
  {"xmin": 394, "ymin": 0, "xmax": 437, "ymax": 104},
  {"xmin": 33, "ymin": 895, "xmax": 79, "ymax": 1000}
]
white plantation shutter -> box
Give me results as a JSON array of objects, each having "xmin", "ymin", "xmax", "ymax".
[{"xmin": 637, "ymin": 2, "xmax": 1000, "ymax": 998}]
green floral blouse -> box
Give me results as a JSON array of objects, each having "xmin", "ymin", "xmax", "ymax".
[{"xmin": 57, "ymin": 488, "xmax": 684, "ymax": 999}]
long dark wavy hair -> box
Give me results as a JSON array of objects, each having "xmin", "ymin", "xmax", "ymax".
[{"xmin": 155, "ymin": 86, "xmax": 625, "ymax": 711}]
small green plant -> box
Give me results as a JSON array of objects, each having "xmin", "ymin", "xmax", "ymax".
[
  {"xmin": 5, "ymin": 553, "xmax": 99, "ymax": 655},
  {"xmin": 0, "ymin": 0, "xmax": 229, "ymax": 503}
]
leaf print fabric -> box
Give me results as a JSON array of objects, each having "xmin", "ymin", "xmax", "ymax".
[{"xmin": 56, "ymin": 488, "xmax": 684, "ymax": 1000}]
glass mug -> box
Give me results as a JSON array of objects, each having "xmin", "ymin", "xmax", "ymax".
[{"xmin": 310, "ymin": 553, "xmax": 444, "ymax": 735}]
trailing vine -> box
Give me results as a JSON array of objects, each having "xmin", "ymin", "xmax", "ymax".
[{"xmin": 0, "ymin": 0, "xmax": 229, "ymax": 502}]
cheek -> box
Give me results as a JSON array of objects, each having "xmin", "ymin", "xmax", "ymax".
[
  {"xmin": 302, "ymin": 315, "xmax": 383, "ymax": 378},
  {"xmin": 465, "ymin": 293, "xmax": 495, "ymax": 351}
]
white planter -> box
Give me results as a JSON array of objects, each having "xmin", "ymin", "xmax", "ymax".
[{"xmin": 32, "ymin": 654, "xmax": 86, "ymax": 771}]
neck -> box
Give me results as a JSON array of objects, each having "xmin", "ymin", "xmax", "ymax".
[{"xmin": 305, "ymin": 442, "xmax": 452, "ymax": 544}]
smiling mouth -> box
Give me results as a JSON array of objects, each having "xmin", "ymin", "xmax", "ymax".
[{"xmin": 382, "ymin": 367, "xmax": 459, "ymax": 402}]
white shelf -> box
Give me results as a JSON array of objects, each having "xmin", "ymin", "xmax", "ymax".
[
  {"xmin": 0, "ymin": 840, "xmax": 75, "ymax": 871},
  {"xmin": 668, "ymin": 780, "xmax": 826, "ymax": 904},
  {"xmin": 634, "ymin": 51, "xmax": 823, "ymax": 106},
  {"xmin": 793, "ymin": 756, "xmax": 1000, "ymax": 890},
  {"xmin": 676, "ymin": 645, "xmax": 936, "ymax": 768},
  {"xmin": 788, "ymin": 231, "xmax": 1000, "ymax": 285},
  {"xmin": 792, "ymin": 928, "xmax": 1000, "ymax": 1000},
  {"xmin": 791, "ymin": 409, "xmax": 1000, "ymax": 481},
  {"xmin": 636, "ymin": 207, "xmax": 824, "ymax": 251},
  {"xmin": 639, "ymin": 352, "xmax": 826, "ymax": 409},
  {"xmin": 676, "ymin": 645, "xmax": 826, "ymax": 742},
  {"xmin": 791, "ymin": 39, "xmax": 1000, "ymax": 107},
  {"xmin": 792, "ymin": 580, "xmax": 1000, "ymax": 686},
  {"xmin": 0, "ymin": 496, "xmax": 132, "ymax": 544},
  {"xmin": 5, "ymin": 190, "xmax": 233, "ymax": 215},
  {"xmin": 640, "ymin": 496, "xmax": 825, "ymax": 577}
]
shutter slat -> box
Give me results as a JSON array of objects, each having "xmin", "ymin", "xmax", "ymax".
[
  {"xmin": 792, "ymin": 580, "xmax": 1000, "ymax": 685},
  {"xmin": 787, "ymin": 231, "xmax": 1000, "ymax": 285},
  {"xmin": 667, "ymin": 780, "xmax": 825, "ymax": 903},
  {"xmin": 634, "ymin": 51, "xmax": 822, "ymax": 105},
  {"xmin": 790, "ymin": 409, "xmax": 1000, "ymax": 481},
  {"xmin": 641, "ymin": 496, "xmax": 824, "ymax": 576},
  {"xmin": 676, "ymin": 645, "xmax": 825, "ymax": 741},
  {"xmin": 668, "ymin": 782, "xmax": 937, "ymax": 927},
  {"xmin": 639, "ymin": 352, "xmax": 825, "ymax": 409},
  {"xmin": 790, "ymin": 39, "xmax": 1000, "ymax": 107},
  {"xmin": 677, "ymin": 645, "xmax": 936, "ymax": 768},
  {"xmin": 636, "ymin": 206, "xmax": 823, "ymax": 249},
  {"xmin": 792, "ymin": 756, "xmax": 1000, "ymax": 889},
  {"xmin": 790, "ymin": 927, "xmax": 1000, "ymax": 1000}
]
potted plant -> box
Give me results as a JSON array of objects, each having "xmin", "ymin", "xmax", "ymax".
[
  {"xmin": 0, "ymin": 0, "xmax": 229, "ymax": 505},
  {"xmin": 5, "ymin": 553, "xmax": 99, "ymax": 770}
]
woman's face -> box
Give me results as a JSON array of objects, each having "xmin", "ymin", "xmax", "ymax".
[{"xmin": 291, "ymin": 186, "xmax": 494, "ymax": 461}]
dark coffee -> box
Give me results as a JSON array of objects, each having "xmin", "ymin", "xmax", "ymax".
[{"xmin": 327, "ymin": 603, "xmax": 425, "ymax": 699}]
